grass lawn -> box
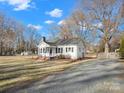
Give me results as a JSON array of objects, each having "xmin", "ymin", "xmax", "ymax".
[{"xmin": 0, "ymin": 56, "xmax": 92, "ymax": 92}]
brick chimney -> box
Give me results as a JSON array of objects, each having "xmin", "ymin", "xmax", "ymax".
[{"xmin": 42, "ymin": 37, "xmax": 46, "ymax": 42}]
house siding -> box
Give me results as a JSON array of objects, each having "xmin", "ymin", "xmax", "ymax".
[
  {"xmin": 57, "ymin": 45, "xmax": 78, "ymax": 59},
  {"xmin": 77, "ymin": 45, "xmax": 85, "ymax": 58}
]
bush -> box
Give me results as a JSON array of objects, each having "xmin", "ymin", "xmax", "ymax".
[{"xmin": 119, "ymin": 37, "xmax": 124, "ymax": 58}]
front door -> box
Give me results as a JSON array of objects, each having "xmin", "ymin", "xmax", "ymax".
[{"xmin": 50, "ymin": 48, "xmax": 52, "ymax": 55}]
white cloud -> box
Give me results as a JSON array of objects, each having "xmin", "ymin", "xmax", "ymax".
[
  {"xmin": 45, "ymin": 20, "xmax": 54, "ymax": 24},
  {"xmin": 46, "ymin": 8, "xmax": 63, "ymax": 18},
  {"xmin": 97, "ymin": 23, "xmax": 103, "ymax": 28},
  {"xmin": 27, "ymin": 24, "xmax": 42, "ymax": 30},
  {"xmin": 0, "ymin": 0, "xmax": 33, "ymax": 11},
  {"xmin": 58, "ymin": 20, "xmax": 66, "ymax": 25},
  {"xmin": 94, "ymin": 22, "xmax": 103, "ymax": 28}
]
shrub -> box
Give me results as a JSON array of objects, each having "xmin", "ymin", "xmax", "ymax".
[{"xmin": 119, "ymin": 37, "xmax": 124, "ymax": 58}]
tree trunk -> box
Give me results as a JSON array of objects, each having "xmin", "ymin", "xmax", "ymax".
[
  {"xmin": 0, "ymin": 42, "xmax": 3, "ymax": 56},
  {"xmin": 104, "ymin": 42, "xmax": 109, "ymax": 58}
]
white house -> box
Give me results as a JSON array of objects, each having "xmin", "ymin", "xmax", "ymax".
[{"xmin": 38, "ymin": 37, "xmax": 85, "ymax": 60}]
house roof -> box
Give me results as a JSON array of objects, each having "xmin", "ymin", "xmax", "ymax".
[{"xmin": 45, "ymin": 38, "xmax": 84, "ymax": 46}]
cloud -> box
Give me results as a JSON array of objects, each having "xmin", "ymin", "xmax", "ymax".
[
  {"xmin": 58, "ymin": 20, "xmax": 66, "ymax": 25},
  {"xmin": 94, "ymin": 22, "xmax": 103, "ymax": 28},
  {"xmin": 46, "ymin": 8, "xmax": 63, "ymax": 18},
  {"xmin": 27, "ymin": 24, "xmax": 42, "ymax": 30},
  {"xmin": 45, "ymin": 20, "xmax": 55, "ymax": 24},
  {"xmin": 0, "ymin": 0, "xmax": 33, "ymax": 11}
]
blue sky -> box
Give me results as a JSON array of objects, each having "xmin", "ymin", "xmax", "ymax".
[{"xmin": 0, "ymin": 0, "xmax": 76, "ymax": 36}]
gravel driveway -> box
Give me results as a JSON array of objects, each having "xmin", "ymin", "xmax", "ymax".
[{"xmin": 16, "ymin": 59, "xmax": 124, "ymax": 93}]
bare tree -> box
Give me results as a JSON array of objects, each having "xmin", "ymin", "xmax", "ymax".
[
  {"xmin": 0, "ymin": 13, "xmax": 6, "ymax": 55},
  {"xmin": 70, "ymin": 10, "xmax": 91, "ymax": 47},
  {"xmin": 46, "ymin": 24, "xmax": 59, "ymax": 41},
  {"xmin": 0, "ymin": 12, "xmax": 26, "ymax": 55},
  {"xmin": 57, "ymin": 10, "xmax": 92, "ymax": 52},
  {"xmin": 78, "ymin": 0, "xmax": 124, "ymax": 57},
  {"xmin": 27, "ymin": 26, "xmax": 41, "ymax": 54}
]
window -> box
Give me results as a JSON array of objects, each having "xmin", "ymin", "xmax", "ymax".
[
  {"xmin": 43, "ymin": 48, "xmax": 46, "ymax": 53},
  {"xmin": 46, "ymin": 47, "xmax": 49, "ymax": 53},
  {"xmin": 56, "ymin": 48, "xmax": 58, "ymax": 53},
  {"xmin": 57, "ymin": 48, "xmax": 63, "ymax": 53},
  {"xmin": 50, "ymin": 48, "xmax": 52, "ymax": 54},
  {"xmin": 79, "ymin": 48, "xmax": 82, "ymax": 52},
  {"xmin": 72, "ymin": 47, "xmax": 74, "ymax": 52},
  {"xmin": 61, "ymin": 48, "xmax": 63, "ymax": 53},
  {"xmin": 69, "ymin": 47, "xmax": 71, "ymax": 51},
  {"xmin": 66, "ymin": 47, "xmax": 73, "ymax": 52},
  {"xmin": 58, "ymin": 48, "xmax": 61, "ymax": 53},
  {"xmin": 66, "ymin": 47, "xmax": 68, "ymax": 52}
]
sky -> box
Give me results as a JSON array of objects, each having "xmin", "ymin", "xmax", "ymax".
[{"xmin": 0, "ymin": 0, "xmax": 76, "ymax": 36}]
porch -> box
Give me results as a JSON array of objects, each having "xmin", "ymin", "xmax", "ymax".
[{"xmin": 38, "ymin": 47, "xmax": 63, "ymax": 58}]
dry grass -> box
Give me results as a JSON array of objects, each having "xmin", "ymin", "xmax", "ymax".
[{"xmin": 0, "ymin": 56, "xmax": 93, "ymax": 92}]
